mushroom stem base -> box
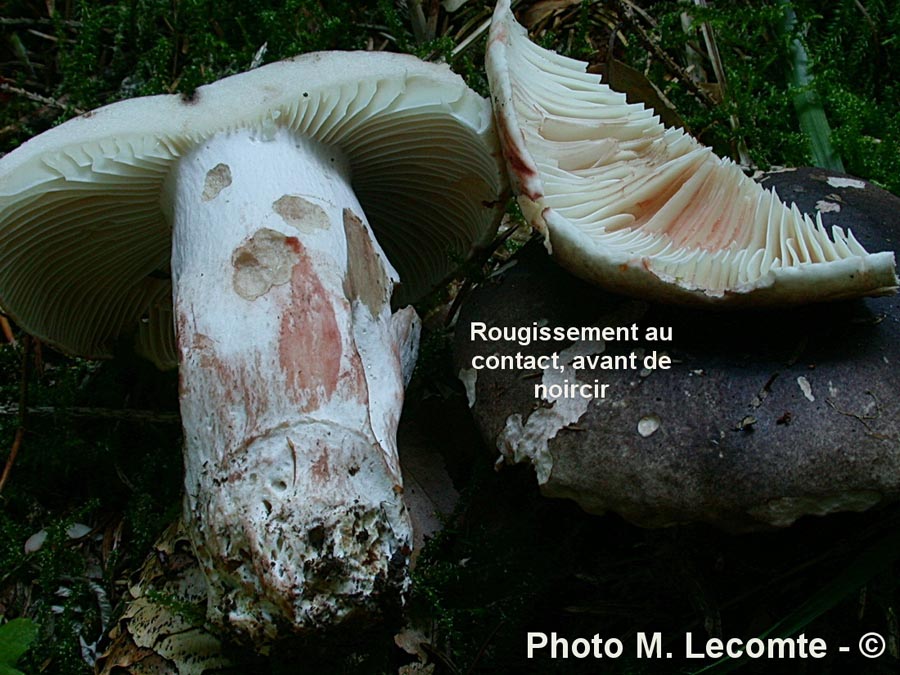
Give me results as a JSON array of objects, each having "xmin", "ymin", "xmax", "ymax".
[{"xmin": 168, "ymin": 127, "xmax": 416, "ymax": 643}]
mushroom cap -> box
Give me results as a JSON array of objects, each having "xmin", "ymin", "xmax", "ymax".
[
  {"xmin": 486, "ymin": 0, "xmax": 897, "ymax": 306},
  {"xmin": 0, "ymin": 51, "xmax": 505, "ymax": 366},
  {"xmin": 455, "ymin": 168, "xmax": 900, "ymax": 531}
]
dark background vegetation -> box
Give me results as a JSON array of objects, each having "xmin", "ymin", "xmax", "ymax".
[{"xmin": 1, "ymin": 1, "xmax": 899, "ymax": 673}]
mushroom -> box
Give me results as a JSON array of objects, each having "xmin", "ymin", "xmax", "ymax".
[
  {"xmin": 456, "ymin": 168, "xmax": 900, "ymax": 530},
  {"xmin": 0, "ymin": 51, "xmax": 505, "ymax": 642},
  {"xmin": 486, "ymin": 0, "xmax": 897, "ymax": 305}
]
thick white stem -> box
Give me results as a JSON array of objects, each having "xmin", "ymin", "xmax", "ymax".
[{"xmin": 168, "ymin": 127, "xmax": 417, "ymax": 642}]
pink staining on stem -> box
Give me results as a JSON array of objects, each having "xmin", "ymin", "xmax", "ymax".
[
  {"xmin": 278, "ymin": 240, "xmax": 342, "ymax": 410},
  {"xmin": 311, "ymin": 444, "xmax": 331, "ymax": 484}
]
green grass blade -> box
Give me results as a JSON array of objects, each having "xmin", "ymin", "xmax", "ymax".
[
  {"xmin": 779, "ymin": 0, "xmax": 845, "ymax": 172},
  {"xmin": 0, "ymin": 618, "xmax": 38, "ymax": 673},
  {"xmin": 689, "ymin": 526, "xmax": 900, "ymax": 674}
]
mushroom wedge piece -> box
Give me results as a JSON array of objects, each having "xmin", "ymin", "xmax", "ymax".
[
  {"xmin": 486, "ymin": 0, "xmax": 897, "ymax": 305},
  {"xmin": 0, "ymin": 52, "xmax": 505, "ymax": 642}
]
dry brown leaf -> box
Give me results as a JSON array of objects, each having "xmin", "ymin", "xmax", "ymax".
[{"xmin": 520, "ymin": 0, "xmax": 581, "ymax": 28}]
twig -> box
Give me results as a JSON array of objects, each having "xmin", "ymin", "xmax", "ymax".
[
  {"xmin": 0, "ymin": 404, "xmax": 180, "ymax": 424},
  {"xmin": 0, "ymin": 83, "xmax": 85, "ymax": 114},
  {"xmin": 615, "ymin": 1, "xmax": 718, "ymax": 110},
  {"xmin": 451, "ymin": 15, "xmax": 491, "ymax": 57},
  {"xmin": 466, "ymin": 619, "xmax": 505, "ymax": 674},
  {"xmin": 617, "ymin": 0, "xmax": 657, "ymax": 27},
  {"xmin": 0, "ymin": 335, "xmax": 31, "ymax": 494},
  {"xmin": 0, "ymin": 429, "xmax": 25, "ymax": 495},
  {"xmin": 450, "ymin": 0, "xmax": 523, "ymax": 58},
  {"xmin": 26, "ymin": 28, "xmax": 61, "ymax": 43},
  {"xmin": 0, "ymin": 17, "xmax": 81, "ymax": 27},
  {"xmin": 852, "ymin": 0, "xmax": 878, "ymax": 35},
  {"xmin": 692, "ymin": 0, "xmax": 752, "ymax": 166},
  {"xmin": 825, "ymin": 393, "xmax": 892, "ymax": 440},
  {"xmin": 0, "ymin": 315, "xmax": 16, "ymax": 346}
]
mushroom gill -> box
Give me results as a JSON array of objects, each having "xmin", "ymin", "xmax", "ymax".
[{"xmin": 486, "ymin": 0, "xmax": 897, "ymax": 305}]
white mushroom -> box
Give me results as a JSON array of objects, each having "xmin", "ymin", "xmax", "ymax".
[
  {"xmin": 486, "ymin": 0, "xmax": 897, "ymax": 305},
  {"xmin": 0, "ymin": 52, "xmax": 505, "ymax": 642}
]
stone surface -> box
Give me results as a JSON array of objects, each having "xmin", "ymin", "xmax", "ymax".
[{"xmin": 455, "ymin": 169, "xmax": 900, "ymax": 531}]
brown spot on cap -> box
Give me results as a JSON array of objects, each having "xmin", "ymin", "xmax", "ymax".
[
  {"xmin": 273, "ymin": 195, "xmax": 330, "ymax": 233},
  {"xmin": 202, "ymin": 163, "xmax": 232, "ymax": 202},
  {"xmin": 342, "ymin": 209, "xmax": 390, "ymax": 317}
]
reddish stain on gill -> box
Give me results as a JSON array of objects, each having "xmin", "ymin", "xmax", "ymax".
[
  {"xmin": 499, "ymin": 123, "xmax": 539, "ymax": 188},
  {"xmin": 488, "ymin": 22, "xmax": 507, "ymax": 47},
  {"xmin": 278, "ymin": 240, "xmax": 342, "ymax": 411}
]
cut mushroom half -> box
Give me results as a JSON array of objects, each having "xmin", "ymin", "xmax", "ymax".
[
  {"xmin": 486, "ymin": 0, "xmax": 897, "ymax": 305},
  {"xmin": 0, "ymin": 51, "xmax": 505, "ymax": 642}
]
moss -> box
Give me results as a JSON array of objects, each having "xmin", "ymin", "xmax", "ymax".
[
  {"xmin": 615, "ymin": 0, "xmax": 900, "ymax": 190},
  {"xmin": 0, "ymin": 340, "xmax": 181, "ymax": 674}
]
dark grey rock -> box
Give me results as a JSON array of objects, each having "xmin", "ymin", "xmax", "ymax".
[{"xmin": 455, "ymin": 169, "xmax": 900, "ymax": 531}]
